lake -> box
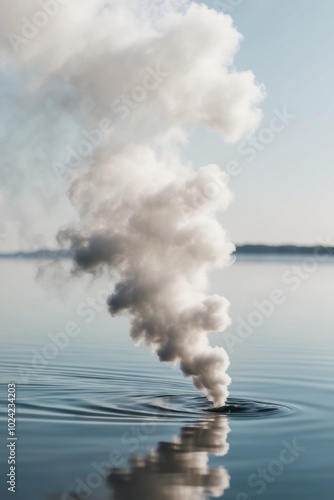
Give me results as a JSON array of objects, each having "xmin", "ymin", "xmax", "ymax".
[{"xmin": 0, "ymin": 256, "xmax": 333, "ymax": 499}]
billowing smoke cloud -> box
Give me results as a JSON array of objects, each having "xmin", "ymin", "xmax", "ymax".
[{"xmin": 1, "ymin": 0, "xmax": 264, "ymax": 405}]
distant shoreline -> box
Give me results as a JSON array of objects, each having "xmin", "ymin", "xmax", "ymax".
[
  {"xmin": 0, "ymin": 245, "xmax": 333, "ymax": 260},
  {"xmin": 0, "ymin": 249, "xmax": 73, "ymax": 260},
  {"xmin": 235, "ymin": 244, "xmax": 334, "ymax": 256}
]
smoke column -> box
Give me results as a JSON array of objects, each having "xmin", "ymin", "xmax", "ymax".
[{"xmin": 1, "ymin": 0, "xmax": 264, "ymax": 406}]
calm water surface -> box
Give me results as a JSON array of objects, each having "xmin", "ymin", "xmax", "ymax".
[{"xmin": 0, "ymin": 257, "xmax": 333, "ymax": 499}]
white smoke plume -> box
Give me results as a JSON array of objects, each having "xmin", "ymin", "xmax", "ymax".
[{"xmin": 1, "ymin": 0, "xmax": 264, "ymax": 405}]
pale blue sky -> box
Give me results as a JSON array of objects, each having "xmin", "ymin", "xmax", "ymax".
[{"xmin": 188, "ymin": 0, "xmax": 334, "ymax": 244}]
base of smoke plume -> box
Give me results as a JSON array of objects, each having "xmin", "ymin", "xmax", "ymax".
[{"xmin": 205, "ymin": 398, "xmax": 293, "ymax": 418}]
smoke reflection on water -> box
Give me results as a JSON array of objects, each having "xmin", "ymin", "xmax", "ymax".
[{"xmin": 60, "ymin": 416, "xmax": 231, "ymax": 500}]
